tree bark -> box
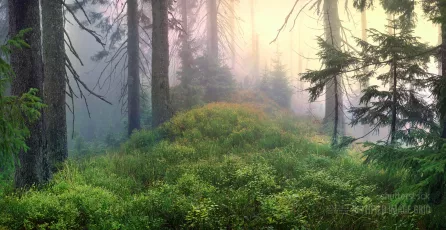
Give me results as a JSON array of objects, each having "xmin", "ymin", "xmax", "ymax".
[
  {"xmin": 323, "ymin": 0, "xmax": 344, "ymax": 137},
  {"xmin": 391, "ymin": 57, "xmax": 398, "ymax": 144},
  {"xmin": 152, "ymin": 0, "xmax": 171, "ymax": 127},
  {"xmin": 180, "ymin": 0, "xmax": 194, "ymax": 108},
  {"xmin": 438, "ymin": 1, "xmax": 446, "ymax": 139},
  {"xmin": 127, "ymin": 0, "xmax": 141, "ymax": 135},
  {"xmin": 42, "ymin": 0, "xmax": 67, "ymax": 173},
  {"xmin": 9, "ymin": 0, "xmax": 48, "ymax": 188}
]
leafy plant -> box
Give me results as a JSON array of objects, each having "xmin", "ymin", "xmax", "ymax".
[{"xmin": 0, "ymin": 28, "xmax": 45, "ymax": 160}]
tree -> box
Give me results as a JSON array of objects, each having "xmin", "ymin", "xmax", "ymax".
[
  {"xmin": 0, "ymin": 30, "xmax": 45, "ymax": 186},
  {"xmin": 41, "ymin": 0, "xmax": 67, "ymax": 173},
  {"xmin": 350, "ymin": 20, "xmax": 435, "ymax": 145},
  {"xmin": 259, "ymin": 52, "xmax": 293, "ymax": 108},
  {"xmin": 353, "ymin": 0, "xmax": 446, "ymax": 141},
  {"xmin": 71, "ymin": 0, "xmax": 151, "ymax": 137},
  {"xmin": 323, "ymin": 0, "xmax": 345, "ymax": 137},
  {"xmin": 272, "ymin": 0, "xmax": 347, "ymax": 135},
  {"xmin": 151, "ymin": 0, "xmax": 172, "ymax": 127},
  {"xmin": 127, "ymin": 0, "xmax": 141, "ymax": 135},
  {"xmin": 301, "ymin": 37, "xmax": 355, "ymax": 147},
  {"xmin": 8, "ymin": 0, "xmax": 48, "ymax": 188}
]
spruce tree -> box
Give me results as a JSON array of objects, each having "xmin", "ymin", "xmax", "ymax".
[
  {"xmin": 301, "ymin": 37, "xmax": 356, "ymax": 147},
  {"xmin": 350, "ymin": 20, "xmax": 435, "ymax": 145},
  {"xmin": 259, "ymin": 52, "xmax": 293, "ymax": 109}
]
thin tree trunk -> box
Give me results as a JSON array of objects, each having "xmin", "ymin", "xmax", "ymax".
[
  {"xmin": 9, "ymin": 0, "xmax": 48, "ymax": 188},
  {"xmin": 361, "ymin": 9, "xmax": 370, "ymax": 140},
  {"xmin": 440, "ymin": 20, "xmax": 446, "ymax": 138},
  {"xmin": 42, "ymin": 0, "xmax": 67, "ymax": 173},
  {"xmin": 181, "ymin": 0, "xmax": 194, "ymax": 108},
  {"xmin": 127, "ymin": 0, "xmax": 141, "ymax": 135},
  {"xmin": 323, "ymin": 0, "xmax": 344, "ymax": 138},
  {"xmin": 391, "ymin": 57, "xmax": 397, "ymax": 144},
  {"xmin": 152, "ymin": 0, "xmax": 171, "ymax": 127},
  {"xmin": 207, "ymin": 0, "xmax": 218, "ymax": 62}
]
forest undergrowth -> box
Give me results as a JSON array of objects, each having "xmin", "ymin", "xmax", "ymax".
[{"xmin": 0, "ymin": 102, "xmax": 431, "ymax": 229}]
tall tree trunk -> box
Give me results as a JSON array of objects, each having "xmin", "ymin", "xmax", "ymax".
[
  {"xmin": 42, "ymin": 0, "xmax": 67, "ymax": 173},
  {"xmin": 181, "ymin": 0, "xmax": 194, "ymax": 108},
  {"xmin": 207, "ymin": 0, "xmax": 218, "ymax": 62},
  {"xmin": 152, "ymin": 0, "xmax": 171, "ymax": 127},
  {"xmin": 9, "ymin": 0, "xmax": 48, "ymax": 188},
  {"xmin": 440, "ymin": 18, "xmax": 446, "ymax": 138},
  {"xmin": 361, "ymin": 9, "xmax": 370, "ymax": 140},
  {"xmin": 127, "ymin": 0, "xmax": 141, "ymax": 135},
  {"xmin": 323, "ymin": 0, "xmax": 344, "ymax": 137},
  {"xmin": 391, "ymin": 57, "xmax": 397, "ymax": 144}
]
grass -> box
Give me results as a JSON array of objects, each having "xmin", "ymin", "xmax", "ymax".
[{"xmin": 0, "ymin": 102, "xmax": 425, "ymax": 229}]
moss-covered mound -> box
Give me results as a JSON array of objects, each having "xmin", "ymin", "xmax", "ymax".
[{"xmin": 0, "ymin": 103, "xmax": 420, "ymax": 229}]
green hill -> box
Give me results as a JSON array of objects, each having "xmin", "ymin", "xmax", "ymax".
[{"xmin": 0, "ymin": 103, "xmax": 422, "ymax": 229}]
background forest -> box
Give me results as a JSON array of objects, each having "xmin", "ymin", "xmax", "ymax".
[{"xmin": 1, "ymin": 0, "xmax": 446, "ymax": 229}]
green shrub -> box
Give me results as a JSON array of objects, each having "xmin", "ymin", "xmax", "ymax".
[{"xmin": 0, "ymin": 102, "xmax": 427, "ymax": 229}]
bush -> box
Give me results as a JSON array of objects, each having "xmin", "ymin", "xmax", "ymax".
[{"xmin": 0, "ymin": 102, "xmax": 426, "ymax": 229}]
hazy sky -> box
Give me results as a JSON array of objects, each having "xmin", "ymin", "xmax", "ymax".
[{"xmin": 235, "ymin": 0, "xmax": 439, "ymax": 78}]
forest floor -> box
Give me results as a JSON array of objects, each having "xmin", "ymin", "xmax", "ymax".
[{"xmin": 0, "ymin": 102, "xmax": 427, "ymax": 229}]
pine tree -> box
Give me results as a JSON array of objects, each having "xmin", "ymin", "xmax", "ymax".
[
  {"xmin": 127, "ymin": 0, "xmax": 141, "ymax": 135},
  {"xmin": 9, "ymin": 0, "xmax": 49, "ymax": 187},
  {"xmin": 42, "ymin": 0, "xmax": 67, "ymax": 173},
  {"xmin": 0, "ymin": 30, "xmax": 45, "ymax": 185},
  {"xmin": 151, "ymin": 0, "xmax": 172, "ymax": 127},
  {"xmin": 350, "ymin": 20, "xmax": 435, "ymax": 145},
  {"xmin": 301, "ymin": 37, "xmax": 356, "ymax": 147}
]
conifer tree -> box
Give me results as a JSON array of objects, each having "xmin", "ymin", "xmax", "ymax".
[
  {"xmin": 350, "ymin": 20, "xmax": 435, "ymax": 145},
  {"xmin": 259, "ymin": 52, "xmax": 293, "ymax": 109},
  {"xmin": 301, "ymin": 37, "xmax": 356, "ymax": 147}
]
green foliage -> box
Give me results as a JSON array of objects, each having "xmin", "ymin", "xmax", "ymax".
[
  {"xmin": 349, "ymin": 20, "xmax": 435, "ymax": 145},
  {"xmin": 1, "ymin": 102, "xmax": 429, "ymax": 229},
  {"xmin": 172, "ymin": 55, "xmax": 236, "ymax": 113},
  {"xmin": 258, "ymin": 52, "xmax": 293, "ymax": 108},
  {"xmin": 363, "ymin": 143, "xmax": 446, "ymax": 229},
  {"xmin": 301, "ymin": 36, "xmax": 356, "ymax": 146},
  {"xmin": 0, "ymin": 29, "xmax": 45, "ymax": 159},
  {"xmin": 0, "ymin": 29, "xmax": 45, "ymax": 191}
]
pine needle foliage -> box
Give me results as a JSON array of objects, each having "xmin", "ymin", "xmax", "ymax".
[
  {"xmin": 350, "ymin": 20, "xmax": 436, "ymax": 145},
  {"xmin": 0, "ymin": 29, "xmax": 45, "ymax": 159},
  {"xmin": 300, "ymin": 37, "xmax": 357, "ymax": 147},
  {"xmin": 258, "ymin": 52, "xmax": 293, "ymax": 109}
]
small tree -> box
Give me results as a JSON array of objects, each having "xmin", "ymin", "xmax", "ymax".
[
  {"xmin": 350, "ymin": 20, "xmax": 435, "ymax": 145},
  {"xmin": 258, "ymin": 53, "xmax": 293, "ymax": 109},
  {"xmin": 301, "ymin": 37, "xmax": 355, "ymax": 147},
  {"xmin": 196, "ymin": 55, "xmax": 235, "ymax": 103}
]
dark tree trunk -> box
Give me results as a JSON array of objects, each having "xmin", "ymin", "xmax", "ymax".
[
  {"xmin": 127, "ymin": 0, "xmax": 141, "ymax": 135},
  {"xmin": 391, "ymin": 58, "xmax": 398, "ymax": 144},
  {"xmin": 151, "ymin": 0, "xmax": 171, "ymax": 127},
  {"xmin": 323, "ymin": 0, "xmax": 344, "ymax": 137},
  {"xmin": 440, "ymin": 1, "xmax": 446, "ymax": 139},
  {"xmin": 42, "ymin": 0, "xmax": 67, "ymax": 173},
  {"xmin": 9, "ymin": 0, "xmax": 48, "ymax": 188}
]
